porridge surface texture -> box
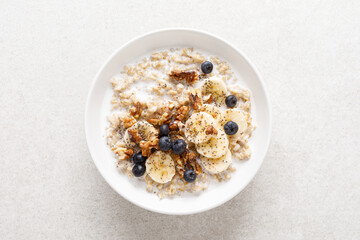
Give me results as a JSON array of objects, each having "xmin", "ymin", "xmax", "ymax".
[
  {"xmin": 1, "ymin": 1, "xmax": 360, "ymax": 239},
  {"xmin": 107, "ymin": 48, "xmax": 254, "ymax": 198}
]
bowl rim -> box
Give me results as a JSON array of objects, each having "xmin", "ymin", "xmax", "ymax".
[{"xmin": 85, "ymin": 28, "xmax": 272, "ymax": 215}]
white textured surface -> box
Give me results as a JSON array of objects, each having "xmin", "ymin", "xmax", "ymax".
[{"xmin": 1, "ymin": 0, "xmax": 359, "ymax": 239}]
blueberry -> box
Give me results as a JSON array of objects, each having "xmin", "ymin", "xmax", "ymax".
[
  {"xmin": 225, "ymin": 95, "xmax": 237, "ymax": 108},
  {"xmin": 224, "ymin": 121, "xmax": 239, "ymax": 135},
  {"xmin": 183, "ymin": 169, "xmax": 196, "ymax": 183},
  {"xmin": 132, "ymin": 152, "xmax": 147, "ymax": 163},
  {"xmin": 201, "ymin": 61, "xmax": 213, "ymax": 74},
  {"xmin": 132, "ymin": 163, "xmax": 146, "ymax": 177},
  {"xmin": 172, "ymin": 139, "xmax": 187, "ymax": 155},
  {"xmin": 159, "ymin": 136, "xmax": 172, "ymax": 151},
  {"xmin": 159, "ymin": 124, "xmax": 169, "ymax": 137}
]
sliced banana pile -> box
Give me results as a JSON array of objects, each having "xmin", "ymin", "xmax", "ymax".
[
  {"xmin": 146, "ymin": 151, "xmax": 175, "ymax": 184},
  {"xmin": 184, "ymin": 109, "xmax": 231, "ymax": 173},
  {"xmin": 183, "ymin": 78, "xmax": 250, "ymax": 174}
]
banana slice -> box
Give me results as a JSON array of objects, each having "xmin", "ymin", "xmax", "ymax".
[
  {"xmin": 146, "ymin": 151, "xmax": 175, "ymax": 184},
  {"xmin": 185, "ymin": 112, "xmax": 216, "ymax": 144},
  {"xmin": 197, "ymin": 104, "xmax": 221, "ymax": 119},
  {"xmin": 200, "ymin": 150, "xmax": 232, "ymax": 174},
  {"xmin": 124, "ymin": 120, "xmax": 158, "ymax": 146},
  {"xmin": 217, "ymin": 109, "xmax": 248, "ymax": 136},
  {"xmin": 201, "ymin": 77, "xmax": 227, "ymax": 105},
  {"xmin": 196, "ymin": 130, "xmax": 229, "ymax": 158}
]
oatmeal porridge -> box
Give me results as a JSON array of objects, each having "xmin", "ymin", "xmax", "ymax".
[{"xmin": 106, "ymin": 48, "xmax": 255, "ymax": 199}]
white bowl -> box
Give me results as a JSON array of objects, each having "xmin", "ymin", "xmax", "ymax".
[{"xmin": 85, "ymin": 29, "xmax": 271, "ymax": 215}]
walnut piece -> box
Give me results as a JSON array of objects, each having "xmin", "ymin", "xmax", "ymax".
[
  {"xmin": 173, "ymin": 154, "xmax": 185, "ymax": 178},
  {"xmin": 129, "ymin": 102, "xmax": 142, "ymax": 119},
  {"xmin": 175, "ymin": 106, "xmax": 190, "ymax": 121},
  {"xmin": 147, "ymin": 119, "xmax": 160, "ymax": 125},
  {"xmin": 189, "ymin": 94, "xmax": 202, "ymax": 110},
  {"xmin": 169, "ymin": 121, "xmax": 179, "ymax": 131},
  {"xmin": 193, "ymin": 161, "xmax": 202, "ymax": 175},
  {"xmin": 187, "ymin": 151, "xmax": 197, "ymax": 163},
  {"xmin": 160, "ymin": 111, "xmax": 172, "ymax": 124},
  {"xmin": 114, "ymin": 147, "xmax": 133, "ymax": 160},
  {"xmin": 168, "ymin": 103, "xmax": 175, "ymax": 110},
  {"xmin": 183, "ymin": 151, "xmax": 202, "ymax": 175},
  {"xmin": 128, "ymin": 129, "xmax": 142, "ymax": 143},
  {"xmin": 169, "ymin": 70, "xmax": 198, "ymax": 84},
  {"xmin": 176, "ymin": 121, "xmax": 186, "ymax": 136},
  {"xmin": 124, "ymin": 149, "xmax": 134, "ymax": 159},
  {"xmin": 205, "ymin": 125, "xmax": 218, "ymax": 136},
  {"xmin": 203, "ymin": 94, "xmax": 213, "ymax": 104},
  {"xmin": 173, "ymin": 151, "xmax": 202, "ymax": 178},
  {"xmin": 189, "ymin": 88, "xmax": 202, "ymax": 110},
  {"xmin": 147, "ymin": 111, "xmax": 172, "ymax": 126},
  {"xmin": 180, "ymin": 151, "xmax": 196, "ymax": 166},
  {"xmin": 123, "ymin": 116, "xmax": 136, "ymax": 128},
  {"xmin": 139, "ymin": 139, "xmax": 159, "ymax": 157}
]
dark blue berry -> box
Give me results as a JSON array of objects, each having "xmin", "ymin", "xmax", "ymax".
[
  {"xmin": 224, "ymin": 121, "xmax": 238, "ymax": 135},
  {"xmin": 159, "ymin": 136, "xmax": 172, "ymax": 151},
  {"xmin": 225, "ymin": 95, "xmax": 237, "ymax": 108},
  {"xmin": 201, "ymin": 61, "xmax": 213, "ymax": 74},
  {"xmin": 132, "ymin": 163, "xmax": 146, "ymax": 177},
  {"xmin": 159, "ymin": 124, "xmax": 170, "ymax": 137},
  {"xmin": 172, "ymin": 139, "xmax": 187, "ymax": 155},
  {"xmin": 183, "ymin": 169, "xmax": 196, "ymax": 183},
  {"xmin": 132, "ymin": 152, "xmax": 147, "ymax": 163}
]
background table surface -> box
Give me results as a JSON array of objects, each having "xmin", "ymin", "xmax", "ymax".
[{"xmin": 1, "ymin": 1, "xmax": 359, "ymax": 239}]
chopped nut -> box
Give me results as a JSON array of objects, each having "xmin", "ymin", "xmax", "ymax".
[
  {"xmin": 189, "ymin": 88, "xmax": 202, "ymax": 110},
  {"xmin": 175, "ymin": 106, "xmax": 190, "ymax": 121},
  {"xmin": 174, "ymin": 154, "xmax": 184, "ymax": 168},
  {"xmin": 172, "ymin": 150, "xmax": 202, "ymax": 179},
  {"xmin": 114, "ymin": 147, "xmax": 133, "ymax": 161},
  {"xmin": 147, "ymin": 119, "xmax": 160, "ymax": 125},
  {"xmin": 140, "ymin": 139, "xmax": 159, "ymax": 157},
  {"xmin": 147, "ymin": 111, "xmax": 172, "ymax": 126},
  {"xmin": 169, "ymin": 121, "xmax": 179, "ymax": 131},
  {"xmin": 189, "ymin": 93, "xmax": 202, "ymax": 110},
  {"xmin": 173, "ymin": 154, "xmax": 185, "ymax": 178},
  {"xmin": 178, "ymin": 129, "xmax": 185, "ymax": 136},
  {"xmin": 124, "ymin": 149, "xmax": 134, "ymax": 159},
  {"xmin": 160, "ymin": 111, "xmax": 172, "ymax": 124},
  {"xmin": 176, "ymin": 121, "xmax": 186, "ymax": 136},
  {"xmin": 176, "ymin": 165, "xmax": 185, "ymax": 178},
  {"xmin": 129, "ymin": 102, "xmax": 142, "ymax": 119},
  {"xmin": 205, "ymin": 125, "xmax": 218, "ymax": 136},
  {"xmin": 179, "ymin": 151, "xmax": 202, "ymax": 177},
  {"xmin": 187, "ymin": 152, "xmax": 197, "ymax": 163},
  {"xmin": 123, "ymin": 116, "xmax": 136, "ymax": 128},
  {"xmin": 169, "ymin": 70, "xmax": 198, "ymax": 84},
  {"xmin": 194, "ymin": 161, "xmax": 202, "ymax": 175},
  {"xmin": 128, "ymin": 129, "xmax": 141, "ymax": 143},
  {"xmin": 181, "ymin": 151, "xmax": 196, "ymax": 165},
  {"xmin": 203, "ymin": 94, "xmax": 213, "ymax": 104},
  {"xmin": 168, "ymin": 103, "xmax": 175, "ymax": 110}
]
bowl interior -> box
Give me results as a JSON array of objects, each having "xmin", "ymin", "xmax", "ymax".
[{"xmin": 85, "ymin": 29, "xmax": 271, "ymax": 215}]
